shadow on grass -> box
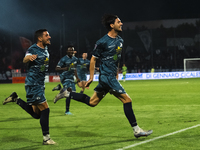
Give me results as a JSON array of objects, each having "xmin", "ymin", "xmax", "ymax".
[
  {"xmin": 63, "ymin": 138, "xmax": 144, "ymax": 150},
  {"xmin": 1, "ymin": 135, "xmax": 41, "ymax": 150},
  {"xmin": 0, "ymin": 117, "xmax": 32, "ymax": 122}
]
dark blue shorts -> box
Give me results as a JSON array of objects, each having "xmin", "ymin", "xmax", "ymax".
[
  {"xmin": 78, "ymin": 73, "xmax": 87, "ymax": 81},
  {"xmin": 62, "ymin": 80, "xmax": 76, "ymax": 92},
  {"xmin": 25, "ymin": 85, "xmax": 46, "ymax": 105},
  {"xmin": 94, "ymin": 74, "xmax": 126, "ymax": 95}
]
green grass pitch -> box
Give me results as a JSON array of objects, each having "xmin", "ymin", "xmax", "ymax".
[{"xmin": 0, "ymin": 78, "xmax": 200, "ymax": 150}]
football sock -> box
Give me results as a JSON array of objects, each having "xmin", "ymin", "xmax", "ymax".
[
  {"xmin": 70, "ymin": 92, "xmax": 91, "ymax": 106},
  {"xmin": 123, "ymin": 102, "xmax": 137, "ymax": 127},
  {"xmin": 65, "ymin": 97, "xmax": 71, "ymax": 112},
  {"xmin": 80, "ymin": 91, "xmax": 84, "ymax": 94},
  {"xmin": 133, "ymin": 125, "xmax": 140, "ymax": 132},
  {"xmin": 43, "ymin": 134, "xmax": 50, "ymax": 141},
  {"xmin": 16, "ymin": 98, "xmax": 40, "ymax": 119},
  {"xmin": 40, "ymin": 108, "xmax": 50, "ymax": 136}
]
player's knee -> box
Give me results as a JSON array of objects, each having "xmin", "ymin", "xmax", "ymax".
[
  {"xmin": 89, "ymin": 101, "xmax": 98, "ymax": 107},
  {"xmin": 32, "ymin": 114, "xmax": 40, "ymax": 119}
]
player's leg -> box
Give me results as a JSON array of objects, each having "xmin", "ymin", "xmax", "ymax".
[
  {"xmin": 123, "ymin": 72, "xmax": 126, "ymax": 82},
  {"xmin": 65, "ymin": 83, "xmax": 75, "ymax": 115},
  {"xmin": 78, "ymin": 81, "xmax": 84, "ymax": 93},
  {"xmin": 36, "ymin": 101, "xmax": 56, "ymax": 145},
  {"xmin": 80, "ymin": 80, "xmax": 86, "ymax": 93},
  {"xmin": 52, "ymin": 84, "xmax": 62, "ymax": 91},
  {"xmin": 112, "ymin": 92, "xmax": 153, "ymax": 138},
  {"xmin": 3, "ymin": 91, "xmax": 40, "ymax": 119},
  {"xmin": 77, "ymin": 81, "xmax": 82, "ymax": 88},
  {"xmin": 32, "ymin": 85, "xmax": 56, "ymax": 144},
  {"xmin": 70, "ymin": 91, "xmax": 104, "ymax": 107}
]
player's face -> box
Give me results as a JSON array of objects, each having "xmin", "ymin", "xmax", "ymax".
[
  {"xmin": 82, "ymin": 53, "xmax": 87, "ymax": 59},
  {"xmin": 67, "ymin": 47, "xmax": 74, "ymax": 57},
  {"xmin": 41, "ymin": 31, "xmax": 51, "ymax": 46},
  {"xmin": 113, "ymin": 18, "xmax": 123, "ymax": 32}
]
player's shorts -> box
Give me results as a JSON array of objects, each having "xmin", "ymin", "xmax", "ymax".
[
  {"xmin": 123, "ymin": 72, "xmax": 126, "ymax": 76},
  {"xmin": 78, "ymin": 73, "xmax": 87, "ymax": 81},
  {"xmin": 62, "ymin": 80, "xmax": 76, "ymax": 92},
  {"xmin": 25, "ymin": 85, "xmax": 46, "ymax": 105},
  {"xmin": 94, "ymin": 74, "xmax": 126, "ymax": 95}
]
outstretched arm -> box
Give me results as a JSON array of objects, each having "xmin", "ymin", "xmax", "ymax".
[
  {"xmin": 85, "ymin": 56, "xmax": 97, "ymax": 89},
  {"xmin": 23, "ymin": 54, "xmax": 37, "ymax": 63}
]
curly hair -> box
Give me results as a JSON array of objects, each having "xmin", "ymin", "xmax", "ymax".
[{"xmin": 102, "ymin": 14, "xmax": 118, "ymax": 31}]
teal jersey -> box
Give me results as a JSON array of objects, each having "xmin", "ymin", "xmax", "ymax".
[
  {"xmin": 77, "ymin": 58, "xmax": 90, "ymax": 75},
  {"xmin": 25, "ymin": 43, "xmax": 49, "ymax": 86},
  {"xmin": 57, "ymin": 55, "xmax": 78, "ymax": 83},
  {"xmin": 93, "ymin": 34, "xmax": 123, "ymax": 76}
]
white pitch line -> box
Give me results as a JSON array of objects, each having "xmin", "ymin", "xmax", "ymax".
[{"xmin": 116, "ymin": 124, "xmax": 200, "ymax": 150}]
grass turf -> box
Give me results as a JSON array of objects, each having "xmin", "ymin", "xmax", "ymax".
[{"xmin": 0, "ymin": 78, "xmax": 200, "ymax": 150}]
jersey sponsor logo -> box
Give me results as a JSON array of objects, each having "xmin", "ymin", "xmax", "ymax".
[{"xmin": 40, "ymin": 57, "xmax": 49, "ymax": 71}]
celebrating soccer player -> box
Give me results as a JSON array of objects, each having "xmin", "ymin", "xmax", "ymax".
[
  {"xmin": 54, "ymin": 14, "xmax": 153, "ymax": 138},
  {"xmin": 3, "ymin": 29, "xmax": 56, "ymax": 145}
]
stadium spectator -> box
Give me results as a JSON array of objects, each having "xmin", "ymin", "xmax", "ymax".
[
  {"xmin": 52, "ymin": 45, "xmax": 80, "ymax": 115},
  {"xmin": 3, "ymin": 29, "xmax": 56, "ymax": 145},
  {"xmin": 53, "ymin": 14, "xmax": 153, "ymax": 138}
]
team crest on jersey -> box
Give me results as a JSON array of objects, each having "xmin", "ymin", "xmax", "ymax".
[
  {"xmin": 44, "ymin": 57, "xmax": 49, "ymax": 65},
  {"xmin": 113, "ymin": 43, "xmax": 122, "ymax": 61},
  {"xmin": 116, "ymin": 43, "xmax": 122, "ymax": 54}
]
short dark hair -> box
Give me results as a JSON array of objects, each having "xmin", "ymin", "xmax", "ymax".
[
  {"xmin": 34, "ymin": 29, "xmax": 47, "ymax": 42},
  {"xmin": 102, "ymin": 14, "xmax": 118, "ymax": 31},
  {"xmin": 67, "ymin": 45, "xmax": 74, "ymax": 49},
  {"xmin": 65, "ymin": 45, "xmax": 74, "ymax": 51}
]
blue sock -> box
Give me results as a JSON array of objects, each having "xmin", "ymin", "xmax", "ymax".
[
  {"xmin": 123, "ymin": 102, "xmax": 137, "ymax": 127},
  {"xmin": 70, "ymin": 92, "xmax": 91, "ymax": 106},
  {"xmin": 40, "ymin": 108, "xmax": 50, "ymax": 136},
  {"xmin": 16, "ymin": 98, "xmax": 40, "ymax": 119},
  {"xmin": 65, "ymin": 97, "xmax": 71, "ymax": 112}
]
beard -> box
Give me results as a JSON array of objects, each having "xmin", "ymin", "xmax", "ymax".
[{"xmin": 115, "ymin": 28, "xmax": 122, "ymax": 33}]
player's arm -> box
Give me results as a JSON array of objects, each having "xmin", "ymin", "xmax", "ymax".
[
  {"xmin": 23, "ymin": 54, "xmax": 37, "ymax": 63},
  {"xmin": 85, "ymin": 56, "xmax": 97, "ymax": 88}
]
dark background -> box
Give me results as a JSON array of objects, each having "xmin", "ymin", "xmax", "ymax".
[{"xmin": 1, "ymin": 0, "xmax": 200, "ymax": 74}]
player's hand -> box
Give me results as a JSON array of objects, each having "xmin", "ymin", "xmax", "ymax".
[
  {"xmin": 85, "ymin": 78, "xmax": 93, "ymax": 89},
  {"xmin": 64, "ymin": 67, "xmax": 68, "ymax": 71},
  {"xmin": 30, "ymin": 54, "xmax": 37, "ymax": 61}
]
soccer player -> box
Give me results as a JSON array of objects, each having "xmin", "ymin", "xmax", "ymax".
[
  {"xmin": 54, "ymin": 14, "xmax": 153, "ymax": 138},
  {"xmin": 122, "ymin": 64, "xmax": 127, "ymax": 82},
  {"xmin": 3, "ymin": 29, "xmax": 56, "ymax": 144},
  {"xmin": 77, "ymin": 52, "xmax": 90, "ymax": 93},
  {"xmin": 52, "ymin": 45, "xmax": 80, "ymax": 115}
]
